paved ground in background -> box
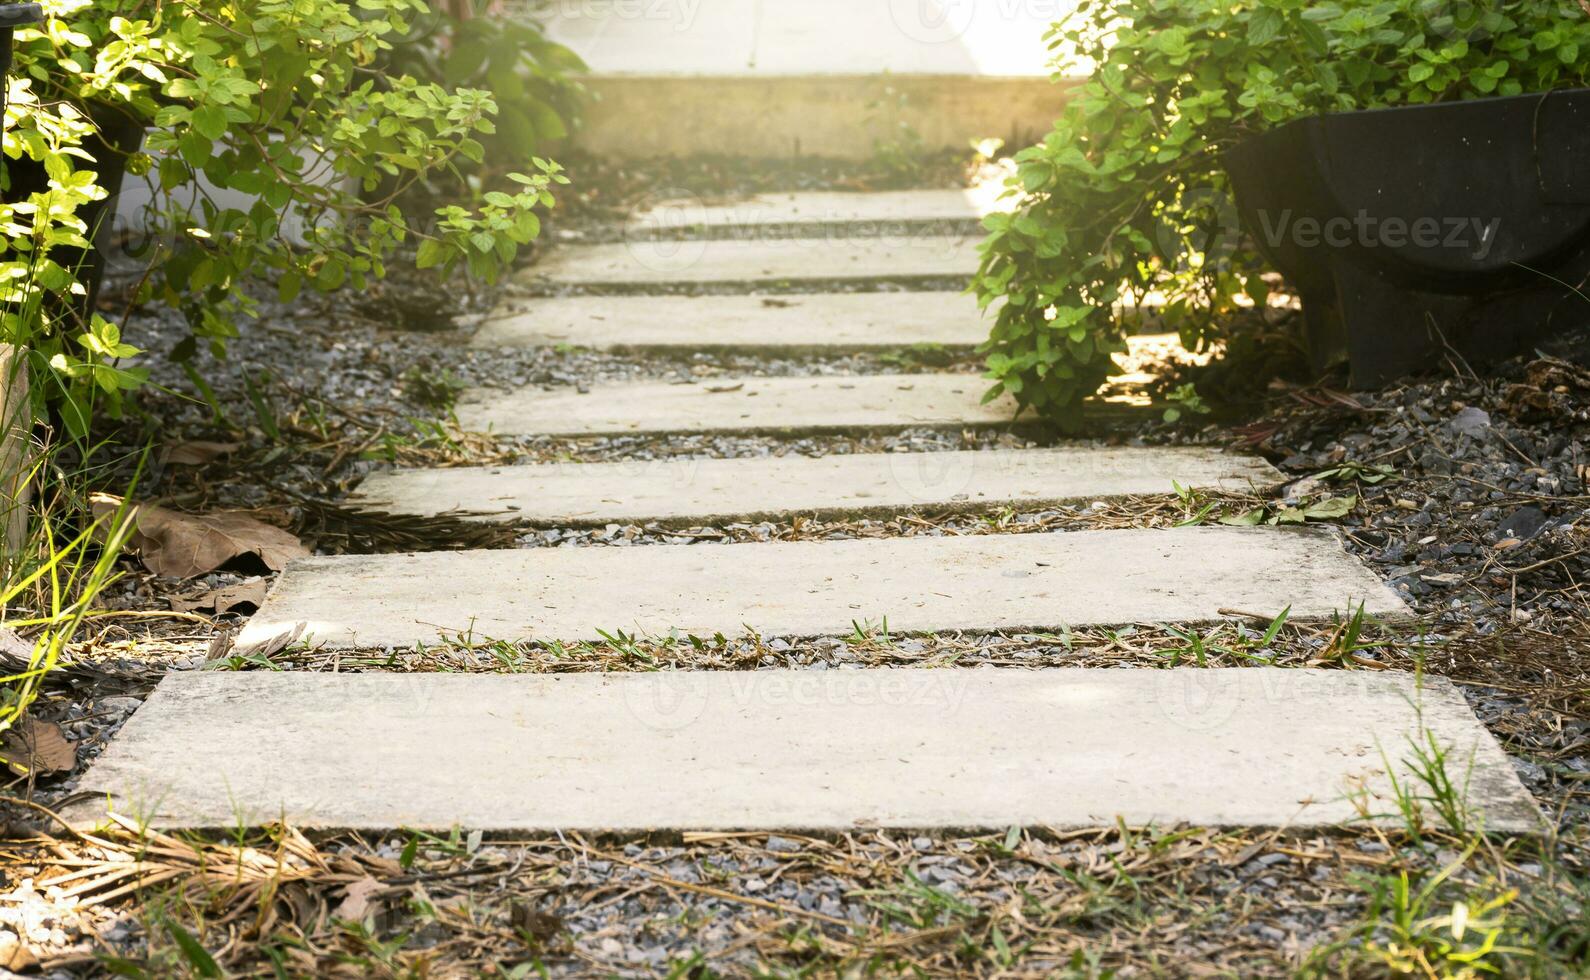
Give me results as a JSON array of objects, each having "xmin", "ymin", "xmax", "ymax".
[{"xmin": 544, "ymin": 0, "xmax": 1067, "ymax": 77}]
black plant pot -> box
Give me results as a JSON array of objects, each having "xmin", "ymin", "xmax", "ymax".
[
  {"xmin": 1, "ymin": 105, "xmax": 145, "ymax": 321},
  {"xmin": 0, "ymin": 4, "xmax": 42, "ymax": 87},
  {"xmin": 1224, "ymin": 89, "xmax": 1590, "ymax": 386},
  {"xmin": 0, "ymin": 3, "xmax": 42, "ymax": 143}
]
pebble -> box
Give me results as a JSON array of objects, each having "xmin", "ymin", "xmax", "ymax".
[{"xmin": 95, "ymin": 697, "xmax": 144, "ymax": 715}]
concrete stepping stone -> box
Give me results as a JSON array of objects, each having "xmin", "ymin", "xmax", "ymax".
[
  {"xmin": 66, "ymin": 668, "xmax": 1539, "ymax": 832},
  {"xmin": 236, "ymin": 527, "xmax": 1408, "ymax": 650},
  {"xmin": 350, "ymin": 447, "xmax": 1283, "ymax": 527},
  {"xmin": 473, "ymin": 292, "xmax": 987, "ymax": 352},
  {"xmin": 456, "ymin": 374, "xmax": 1028, "ymax": 437},
  {"xmin": 526, "ymin": 236, "xmax": 979, "ymax": 287},
  {"xmin": 625, "ymin": 188, "xmax": 1009, "ymax": 235}
]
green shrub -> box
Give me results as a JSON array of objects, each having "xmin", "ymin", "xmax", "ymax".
[
  {"xmin": 975, "ymin": 0, "xmax": 1590, "ymax": 425},
  {"xmin": 380, "ymin": 0, "xmax": 586, "ymax": 195},
  {"xmin": 3, "ymin": 0, "xmax": 572, "ymax": 435}
]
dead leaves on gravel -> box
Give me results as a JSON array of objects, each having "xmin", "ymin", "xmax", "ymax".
[
  {"xmin": 8, "ymin": 822, "xmax": 1372, "ymax": 977},
  {"xmin": 168, "ymin": 578, "xmax": 270, "ymax": 616},
  {"xmin": 28, "ymin": 816, "xmax": 405, "ymax": 952},
  {"xmin": 0, "ymin": 717, "xmax": 76, "ymax": 777},
  {"xmin": 157, "ymin": 441, "xmax": 242, "ymax": 467},
  {"xmin": 16, "ymin": 814, "xmax": 568, "ymax": 977},
  {"xmin": 90, "ymin": 494, "xmax": 308, "ymax": 580},
  {"xmin": 1502, "ymin": 356, "xmax": 1590, "ymax": 423}
]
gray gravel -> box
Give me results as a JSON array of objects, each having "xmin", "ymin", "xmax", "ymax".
[{"xmin": 1251, "ymin": 362, "xmax": 1589, "ymax": 634}]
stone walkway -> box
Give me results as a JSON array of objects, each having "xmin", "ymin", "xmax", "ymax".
[{"xmin": 71, "ymin": 188, "xmax": 1539, "ymax": 834}]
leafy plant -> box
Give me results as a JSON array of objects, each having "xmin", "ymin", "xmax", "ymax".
[
  {"xmin": 1171, "ymin": 479, "xmax": 1220, "ymax": 526},
  {"xmin": 379, "ymin": 0, "xmax": 585, "ymax": 195},
  {"xmin": 975, "ymin": 0, "xmax": 1590, "ymax": 425},
  {"xmin": 1161, "ymin": 382, "xmax": 1211, "ymax": 423},
  {"xmin": 1220, "ymin": 493, "xmax": 1359, "ymax": 526},
  {"xmin": 1317, "ymin": 460, "xmax": 1399, "ymax": 484},
  {"xmin": 1, "ymin": 78, "xmax": 144, "ymax": 437},
  {"xmin": 1335, "ymin": 855, "xmax": 1524, "ymax": 977},
  {"xmin": 7, "ymin": 0, "xmax": 570, "ymax": 432},
  {"xmin": 1, "ymin": 481, "xmax": 136, "ymax": 735}
]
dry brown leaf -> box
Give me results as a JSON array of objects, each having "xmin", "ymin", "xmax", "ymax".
[
  {"xmin": 231, "ymin": 622, "xmax": 306, "ymax": 660},
  {"xmin": 0, "ymin": 934, "xmax": 37, "ymax": 972},
  {"xmin": 206, "ymin": 628, "xmax": 236, "ymax": 662},
  {"xmin": 93, "ymin": 495, "xmax": 309, "ymax": 579},
  {"xmin": 0, "ymin": 717, "xmax": 78, "ymax": 776},
  {"xmin": 334, "ymin": 877, "xmax": 386, "ymax": 923},
  {"xmin": 160, "ymin": 440, "xmax": 243, "ymax": 466},
  {"xmin": 0, "ymin": 627, "xmax": 33, "ymax": 660},
  {"xmin": 169, "ymin": 578, "xmax": 270, "ymax": 616},
  {"xmin": 510, "ymin": 902, "xmax": 566, "ymax": 945}
]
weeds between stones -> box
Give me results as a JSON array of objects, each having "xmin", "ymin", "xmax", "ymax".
[{"xmin": 3, "ymin": 807, "xmax": 1582, "ymax": 976}]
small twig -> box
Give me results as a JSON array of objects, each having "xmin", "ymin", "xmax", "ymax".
[
  {"xmin": 1452, "ymin": 475, "xmax": 1590, "ymax": 503},
  {"xmin": 568, "ymin": 842, "xmax": 853, "ymax": 928},
  {"xmin": 0, "ymin": 794, "xmax": 98, "ymax": 844},
  {"xmin": 1497, "ymin": 548, "xmax": 1588, "ymax": 577}
]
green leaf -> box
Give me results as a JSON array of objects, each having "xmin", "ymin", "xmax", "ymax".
[
  {"xmin": 162, "ymin": 920, "xmax": 223, "ymax": 978},
  {"xmin": 415, "ymin": 239, "xmax": 448, "ymax": 270},
  {"xmin": 1248, "ymin": 8, "xmax": 1284, "ymax": 46},
  {"xmin": 179, "ymin": 131, "xmax": 213, "ymax": 167},
  {"xmin": 528, "ymin": 100, "xmax": 568, "ymax": 141},
  {"xmin": 1219, "ymin": 508, "xmax": 1266, "ymax": 526},
  {"xmin": 1302, "ymin": 494, "xmax": 1357, "ymax": 520},
  {"xmin": 192, "ymin": 104, "xmax": 228, "ymax": 141},
  {"xmin": 278, "ymin": 272, "xmax": 302, "ymax": 304},
  {"xmin": 315, "ymin": 258, "xmax": 347, "ymax": 291}
]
